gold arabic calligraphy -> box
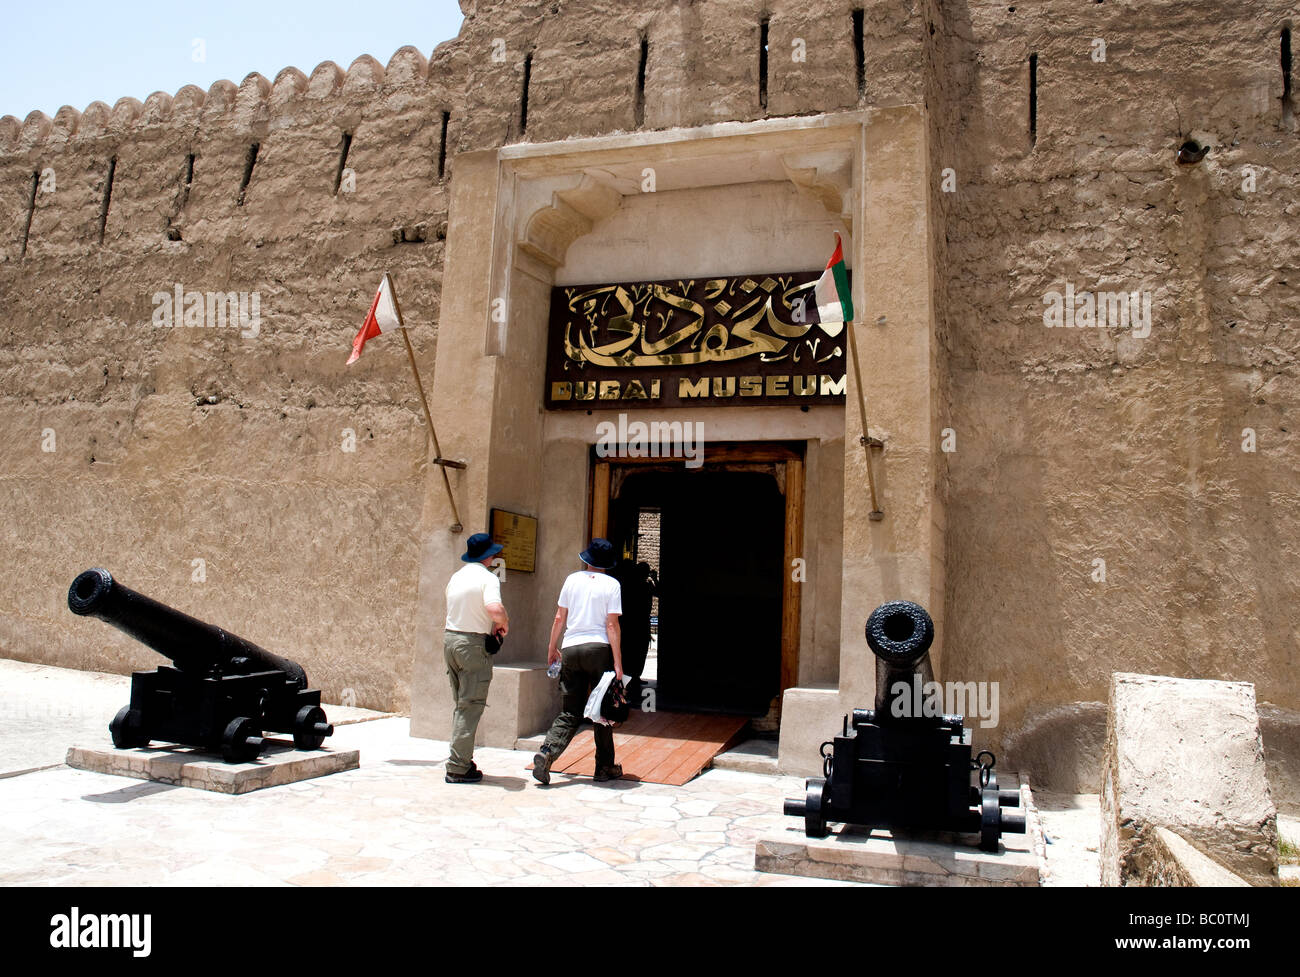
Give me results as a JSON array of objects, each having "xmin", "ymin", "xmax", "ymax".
[{"xmin": 561, "ymin": 276, "xmax": 844, "ymax": 369}]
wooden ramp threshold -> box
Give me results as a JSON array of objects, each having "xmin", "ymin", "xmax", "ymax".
[{"xmin": 538, "ymin": 709, "xmax": 749, "ymax": 786}]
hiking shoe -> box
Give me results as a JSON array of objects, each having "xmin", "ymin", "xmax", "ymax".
[
  {"xmin": 532, "ymin": 750, "xmax": 552, "ymax": 785},
  {"xmin": 445, "ymin": 763, "xmax": 483, "ymax": 784},
  {"xmin": 594, "ymin": 763, "xmax": 623, "ymax": 782}
]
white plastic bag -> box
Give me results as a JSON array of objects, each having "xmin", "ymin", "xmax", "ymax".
[{"xmin": 583, "ymin": 670, "xmax": 618, "ymax": 726}]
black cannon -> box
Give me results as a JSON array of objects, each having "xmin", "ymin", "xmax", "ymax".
[
  {"xmin": 784, "ymin": 600, "xmax": 1025, "ymax": 852},
  {"xmin": 67, "ymin": 568, "xmax": 334, "ymax": 763}
]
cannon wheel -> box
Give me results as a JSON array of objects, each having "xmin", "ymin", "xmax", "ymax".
[
  {"xmin": 221, "ymin": 717, "xmax": 265, "ymax": 763},
  {"xmin": 979, "ymin": 785, "xmax": 1002, "ymax": 853},
  {"xmin": 804, "ymin": 781, "xmax": 829, "ymax": 838},
  {"xmin": 109, "ymin": 705, "xmax": 149, "ymax": 749},
  {"xmin": 293, "ymin": 705, "xmax": 329, "ymax": 750}
]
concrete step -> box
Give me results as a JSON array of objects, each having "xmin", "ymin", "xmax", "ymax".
[{"xmin": 711, "ymin": 737, "xmax": 778, "ymax": 775}]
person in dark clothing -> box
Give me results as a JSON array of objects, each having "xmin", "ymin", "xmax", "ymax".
[{"xmin": 613, "ymin": 560, "xmax": 655, "ymax": 690}]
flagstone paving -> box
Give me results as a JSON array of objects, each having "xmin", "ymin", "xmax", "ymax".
[
  {"xmin": 0, "ymin": 665, "xmax": 855, "ymax": 886},
  {"xmin": 4, "ymin": 658, "xmax": 1180, "ymax": 887}
]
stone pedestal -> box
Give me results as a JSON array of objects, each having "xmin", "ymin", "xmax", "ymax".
[
  {"xmin": 756, "ymin": 781, "xmax": 1043, "ymax": 886},
  {"xmin": 755, "ymin": 824, "xmax": 1041, "ymax": 887},
  {"xmin": 66, "ymin": 741, "xmax": 360, "ymax": 794},
  {"xmin": 777, "ymin": 685, "xmax": 844, "ymax": 776},
  {"xmin": 1101, "ymin": 672, "xmax": 1278, "ymax": 886}
]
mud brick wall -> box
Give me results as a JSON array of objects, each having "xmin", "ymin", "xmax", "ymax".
[
  {"xmin": 933, "ymin": 2, "xmax": 1300, "ymax": 756},
  {"xmin": 0, "ymin": 49, "xmax": 459, "ymax": 711}
]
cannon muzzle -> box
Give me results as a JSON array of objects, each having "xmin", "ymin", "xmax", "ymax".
[
  {"xmin": 864, "ymin": 599, "xmax": 935, "ymax": 717},
  {"xmin": 68, "ymin": 568, "xmax": 306, "ymax": 690}
]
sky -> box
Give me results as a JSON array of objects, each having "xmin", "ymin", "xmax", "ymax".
[{"xmin": 0, "ymin": 0, "xmax": 466, "ymax": 119}]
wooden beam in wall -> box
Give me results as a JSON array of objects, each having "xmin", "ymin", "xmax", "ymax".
[{"xmin": 780, "ymin": 455, "xmax": 805, "ymax": 695}]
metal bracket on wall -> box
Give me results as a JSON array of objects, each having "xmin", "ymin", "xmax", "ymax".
[{"xmin": 860, "ymin": 435, "xmax": 885, "ymax": 521}]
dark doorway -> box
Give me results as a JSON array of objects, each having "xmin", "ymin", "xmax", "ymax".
[{"xmin": 610, "ymin": 469, "xmax": 785, "ymax": 716}]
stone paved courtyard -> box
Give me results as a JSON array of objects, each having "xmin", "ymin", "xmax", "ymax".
[
  {"xmin": 0, "ymin": 660, "xmax": 852, "ymax": 886},
  {"xmin": 13, "ymin": 658, "xmax": 1288, "ymax": 887},
  {"xmin": 2, "ymin": 729, "xmax": 857, "ymax": 887}
]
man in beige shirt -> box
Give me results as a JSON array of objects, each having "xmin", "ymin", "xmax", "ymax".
[{"xmin": 443, "ymin": 533, "xmax": 509, "ymax": 783}]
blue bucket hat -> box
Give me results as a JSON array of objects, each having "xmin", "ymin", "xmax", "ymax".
[
  {"xmin": 579, "ymin": 538, "xmax": 618, "ymax": 570},
  {"xmin": 462, "ymin": 532, "xmax": 504, "ymax": 562}
]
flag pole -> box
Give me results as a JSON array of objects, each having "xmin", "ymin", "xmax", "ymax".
[
  {"xmin": 845, "ymin": 316, "xmax": 884, "ymax": 521},
  {"xmin": 387, "ymin": 274, "xmax": 465, "ymax": 534}
]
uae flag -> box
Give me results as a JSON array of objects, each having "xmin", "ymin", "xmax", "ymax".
[
  {"xmin": 347, "ymin": 273, "xmax": 403, "ymax": 365},
  {"xmin": 799, "ymin": 233, "xmax": 854, "ymax": 336}
]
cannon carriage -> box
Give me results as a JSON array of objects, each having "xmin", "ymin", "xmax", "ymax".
[
  {"xmin": 784, "ymin": 599, "xmax": 1026, "ymax": 852},
  {"xmin": 67, "ymin": 568, "xmax": 334, "ymax": 763}
]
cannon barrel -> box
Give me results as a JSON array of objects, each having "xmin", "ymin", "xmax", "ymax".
[
  {"xmin": 67, "ymin": 568, "xmax": 307, "ymax": 690},
  {"xmin": 864, "ymin": 599, "xmax": 935, "ymax": 718}
]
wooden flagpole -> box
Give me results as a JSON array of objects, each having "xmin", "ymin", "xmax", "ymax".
[
  {"xmin": 845, "ymin": 315, "xmax": 884, "ymax": 521},
  {"xmin": 386, "ymin": 273, "xmax": 465, "ymax": 534}
]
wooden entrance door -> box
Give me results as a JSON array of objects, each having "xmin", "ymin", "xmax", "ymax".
[{"xmin": 591, "ymin": 442, "xmax": 804, "ymax": 713}]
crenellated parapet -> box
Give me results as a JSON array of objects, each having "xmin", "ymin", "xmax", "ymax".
[
  {"xmin": 0, "ymin": 42, "xmax": 467, "ymax": 265},
  {"xmin": 1, "ymin": 45, "xmax": 444, "ymax": 150},
  {"xmin": 0, "ymin": 0, "xmax": 937, "ymax": 258}
]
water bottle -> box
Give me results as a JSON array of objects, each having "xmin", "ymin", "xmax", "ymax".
[{"xmin": 547, "ymin": 661, "xmax": 561, "ymax": 679}]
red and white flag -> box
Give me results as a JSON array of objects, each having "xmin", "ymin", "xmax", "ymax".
[{"xmin": 347, "ymin": 273, "xmax": 403, "ymax": 365}]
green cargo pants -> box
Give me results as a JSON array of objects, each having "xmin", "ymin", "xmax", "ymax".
[{"xmin": 444, "ymin": 630, "xmax": 494, "ymax": 775}]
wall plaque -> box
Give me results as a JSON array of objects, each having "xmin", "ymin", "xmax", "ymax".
[
  {"xmin": 545, "ymin": 270, "xmax": 850, "ymax": 410},
  {"xmin": 490, "ymin": 508, "xmax": 537, "ymax": 573}
]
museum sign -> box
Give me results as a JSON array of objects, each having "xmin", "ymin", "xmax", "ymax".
[{"xmin": 545, "ymin": 270, "xmax": 849, "ymax": 410}]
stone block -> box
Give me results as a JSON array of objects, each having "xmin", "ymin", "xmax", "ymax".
[
  {"xmin": 776, "ymin": 685, "xmax": 843, "ymax": 777},
  {"xmin": 1100, "ymin": 672, "xmax": 1278, "ymax": 886},
  {"xmin": 478, "ymin": 664, "xmax": 562, "ymax": 748},
  {"xmin": 1125, "ymin": 827, "xmax": 1251, "ymax": 887},
  {"xmin": 415, "ymin": 661, "xmax": 561, "ymax": 749},
  {"xmin": 66, "ymin": 740, "xmax": 360, "ymax": 794}
]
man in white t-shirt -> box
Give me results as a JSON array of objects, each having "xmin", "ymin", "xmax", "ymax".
[
  {"xmin": 532, "ymin": 538, "xmax": 623, "ymax": 785},
  {"xmin": 443, "ymin": 533, "xmax": 509, "ymax": 783}
]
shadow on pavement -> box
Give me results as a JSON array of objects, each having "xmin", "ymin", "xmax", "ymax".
[
  {"xmin": 82, "ymin": 782, "xmax": 179, "ymax": 803},
  {"xmin": 477, "ymin": 775, "xmax": 528, "ymax": 791},
  {"xmin": 385, "ymin": 759, "xmax": 444, "ymax": 767}
]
